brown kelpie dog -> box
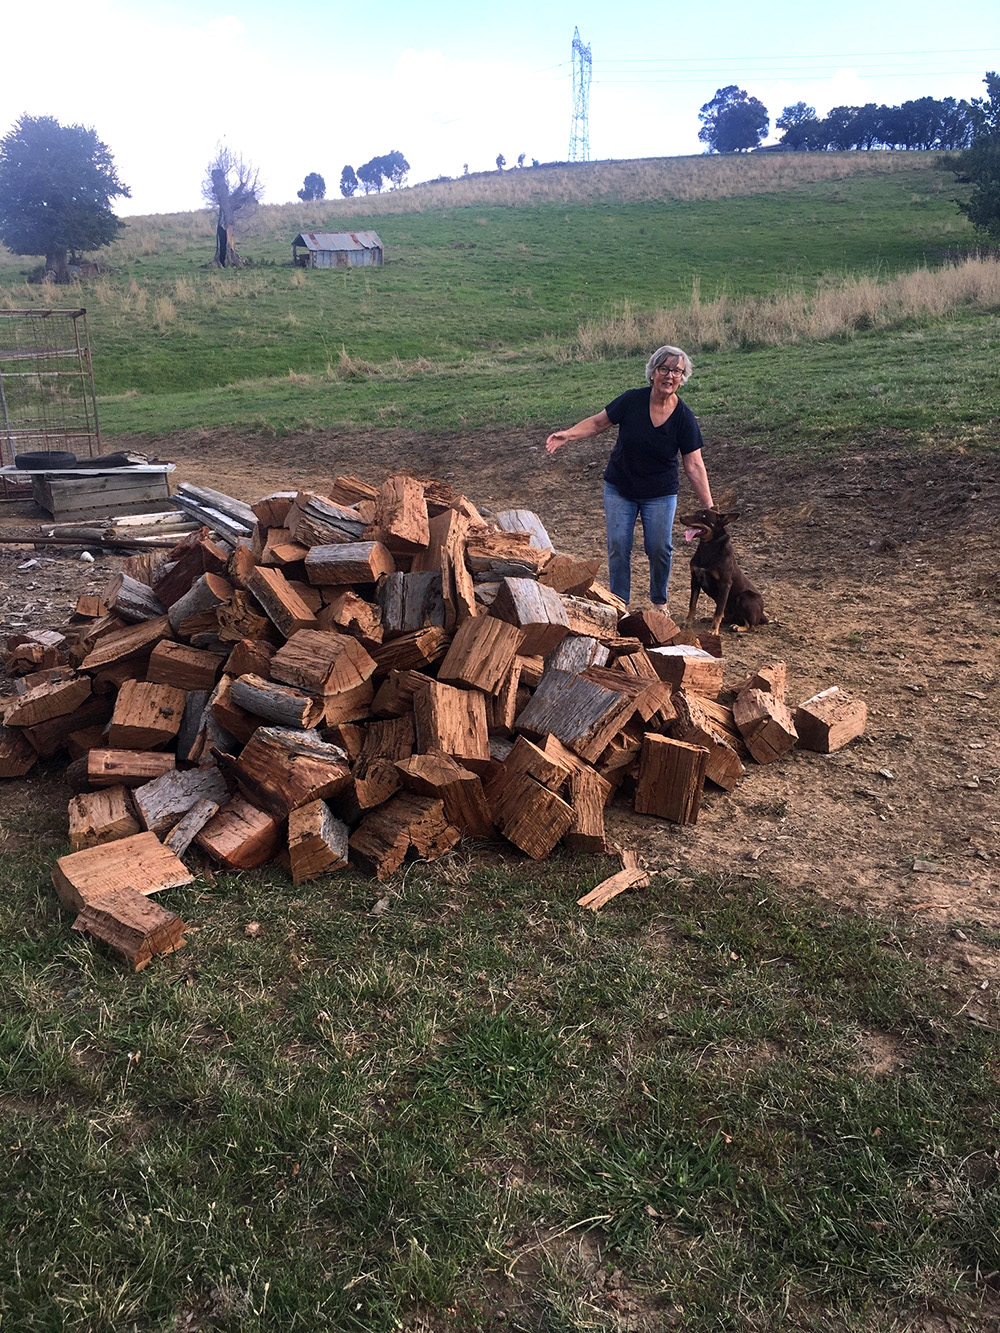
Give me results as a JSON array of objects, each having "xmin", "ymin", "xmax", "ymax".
[{"xmin": 679, "ymin": 508, "xmax": 766, "ymax": 633}]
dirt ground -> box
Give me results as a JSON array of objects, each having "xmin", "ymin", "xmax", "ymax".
[{"xmin": 2, "ymin": 422, "xmax": 998, "ymax": 965}]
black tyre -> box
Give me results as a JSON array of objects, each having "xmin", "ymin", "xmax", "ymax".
[{"xmin": 14, "ymin": 450, "xmax": 78, "ymax": 470}]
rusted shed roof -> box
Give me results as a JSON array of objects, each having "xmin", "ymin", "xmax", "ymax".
[{"xmin": 291, "ymin": 231, "xmax": 383, "ymax": 252}]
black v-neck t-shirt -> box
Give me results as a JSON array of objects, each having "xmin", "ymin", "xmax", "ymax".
[{"xmin": 603, "ymin": 387, "xmax": 703, "ymax": 500}]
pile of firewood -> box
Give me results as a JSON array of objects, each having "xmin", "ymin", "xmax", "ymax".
[{"xmin": 0, "ymin": 472, "xmax": 867, "ymax": 971}]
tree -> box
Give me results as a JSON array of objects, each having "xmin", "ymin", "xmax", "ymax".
[
  {"xmin": 953, "ymin": 72, "xmax": 1000, "ymax": 241},
  {"xmin": 495, "ymin": 153, "xmax": 506, "ymax": 171},
  {"xmin": 297, "ymin": 172, "xmax": 326, "ymax": 201},
  {"xmin": 698, "ymin": 86, "xmax": 769, "ymax": 153},
  {"xmin": 202, "ymin": 145, "xmax": 262, "ymax": 268},
  {"xmin": 357, "ymin": 158, "xmax": 385, "ymax": 194},
  {"xmin": 382, "ymin": 150, "xmax": 409, "ymax": 190},
  {"xmin": 517, "ymin": 152, "xmax": 526, "ymax": 168},
  {"xmin": 340, "ymin": 165, "xmax": 358, "ymax": 198},
  {"xmin": 0, "ymin": 113, "xmax": 130, "ymax": 283}
]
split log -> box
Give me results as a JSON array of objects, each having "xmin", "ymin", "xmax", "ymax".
[
  {"xmin": 635, "ymin": 735, "xmax": 708, "ymax": 824},
  {"xmin": 410, "ymin": 506, "xmax": 477, "ymax": 629},
  {"xmin": 669, "ymin": 690, "xmax": 744, "ymax": 790},
  {"xmin": 209, "ymin": 675, "xmax": 260, "ymax": 746},
  {"xmin": 412, "ymin": 678, "xmax": 490, "ymax": 773},
  {"xmin": 316, "ymin": 589, "xmax": 383, "ymax": 645},
  {"xmin": 561, "ymin": 596, "xmax": 620, "ymax": 641},
  {"xmin": 328, "ymin": 475, "xmax": 378, "ymax": 507},
  {"xmin": 216, "ymin": 591, "xmax": 277, "ymax": 644},
  {"xmin": 108, "ymin": 680, "xmax": 185, "ymax": 750},
  {"xmin": 66, "ymin": 725, "xmax": 109, "ymax": 759},
  {"xmin": 395, "ymin": 750, "xmax": 494, "ymax": 838},
  {"xmin": 491, "ymin": 577, "xmax": 570, "ymax": 657},
  {"xmin": 794, "ymin": 686, "xmax": 867, "ymax": 753},
  {"xmin": 53, "ymin": 830, "xmax": 194, "ymax": 910},
  {"xmin": 288, "ymin": 801, "xmax": 350, "ymax": 883},
  {"xmin": 164, "ymin": 797, "xmax": 221, "ymax": 857},
  {"xmin": 101, "ymin": 573, "xmax": 167, "ymax": 623},
  {"xmin": 618, "ymin": 609, "xmax": 680, "ymax": 646},
  {"xmin": 739, "ymin": 661, "xmax": 787, "ymax": 701},
  {"xmin": 304, "ymin": 541, "xmax": 395, "ymax": 586},
  {"xmin": 74, "ymin": 594, "xmax": 108, "ymax": 619},
  {"xmin": 565, "ymin": 766, "xmax": 612, "ymax": 854},
  {"xmin": 251, "ymin": 491, "xmax": 298, "ymax": 527},
  {"xmin": 218, "ymin": 726, "xmax": 352, "ymax": 815},
  {"xmin": 166, "ymin": 572, "xmax": 233, "ymax": 635},
  {"xmin": 21, "ymin": 695, "xmax": 114, "ymax": 761},
  {"xmin": 349, "ymin": 793, "xmax": 459, "ymax": 880},
  {"xmin": 581, "ymin": 582, "xmax": 627, "ymax": 616},
  {"xmin": 245, "ymin": 566, "xmax": 319, "ymax": 637},
  {"xmin": 436, "ymin": 615, "xmax": 523, "ymax": 694},
  {"xmin": 494, "ymin": 509, "xmax": 554, "ymax": 550},
  {"xmin": 3, "ymin": 675, "xmax": 91, "ymax": 729},
  {"xmin": 132, "ymin": 765, "xmax": 230, "ymax": 837},
  {"xmin": 196, "ymin": 796, "xmax": 282, "ymax": 869},
  {"xmin": 86, "ymin": 749, "xmax": 176, "ymax": 788},
  {"xmin": 537, "ymin": 554, "xmax": 600, "ymax": 595},
  {"xmin": 71, "ymin": 888, "xmax": 187, "ymax": 970},
  {"xmin": 379, "ymin": 571, "xmax": 445, "ymax": 636},
  {"xmin": 0, "ymin": 725, "xmax": 38, "ymax": 776},
  {"xmin": 515, "ymin": 669, "xmax": 640, "ymax": 763},
  {"xmin": 80, "ymin": 616, "xmax": 172, "ymax": 673},
  {"xmin": 230, "ymin": 674, "xmax": 324, "ymax": 729},
  {"xmin": 270, "ymin": 629, "xmax": 376, "ymax": 696},
  {"xmin": 464, "ymin": 531, "xmax": 551, "ymax": 576},
  {"xmin": 546, "ymin": 636, "xmax": 609, "ymax": 676},
  {"xmin": 370, "ymin": 627, "xmax": 450, "ymax": 676},
  {"xmin": 146, "ymin": 641, "xmax": 224, "ymax": 691},
  {"xmin": 343, "ymin": 714, "xmax": 416, "ymax": 814},
  {"xmin": 260, "ymin": 529, "xmax": 309, "ymax": 567},
  {"xmin": 483, "ymin": 737, "xmax": 574, "ymax": 859},
  {"xmin": 485, "ymin": 657, "xmax": 522, "ymax": 737},
  {"xmin": 67, "ymin": 786, "xmax": 141, "ymax": 850},
  {"xmin": 370, "ymin": 668, "xmax": 431, "ymax": 718},
  {"xmin": 733, "ymin": 689, "xmax": 798, "ymax": 764},
  {"xmin": 224, "ymin": 639, "xmax": 275, "ymax": 681},
  {"xmin": 373, "ymin": 475, "xmax": 430, "ymax": 553},
  {"xmin": 152, "ymin": 534, "xmax": 230, "ymax": 608},
  {"xmin": 646, "ymin": 645, "xmax": 724, "ymax": 697},
  {"xmin": 286, "ymin": 492, "xmax": 366, "ymax": 547}
]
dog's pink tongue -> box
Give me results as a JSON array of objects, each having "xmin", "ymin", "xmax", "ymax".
[{"xmin": 684, "ymin": 528, "xmax": 699, "ymax": 543}]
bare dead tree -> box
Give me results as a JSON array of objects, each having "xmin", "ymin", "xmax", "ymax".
[{"xmin": 201, "ymin": 145, "xmax": 263, "ymax": 267}]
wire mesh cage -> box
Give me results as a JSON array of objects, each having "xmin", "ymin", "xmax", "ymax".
[{"xmin": 0, "ymin": 308, "xmax": 101, "ymax": 468}]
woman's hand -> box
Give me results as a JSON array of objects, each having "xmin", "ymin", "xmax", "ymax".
[
  {"xmin": 545, "ymin": 431, "xmax": 571, "ymax": 454},
  {"xmin": 545, "ymin": 410, "xmax": 612, "ymax": 455}
]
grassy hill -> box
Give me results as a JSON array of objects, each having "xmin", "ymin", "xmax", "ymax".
[{"xmin": 1, "ymin": 151, "xmax": 997, "ymax": 446}]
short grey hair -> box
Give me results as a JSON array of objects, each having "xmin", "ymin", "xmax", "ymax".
[{"xmin": 645, "ymin": 344, "xmax": 693, "ymax": 384}]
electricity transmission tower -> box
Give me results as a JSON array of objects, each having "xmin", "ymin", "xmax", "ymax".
[{"xmin": 568, "ymin": 26, "xmax": 591, "ymax": 162}]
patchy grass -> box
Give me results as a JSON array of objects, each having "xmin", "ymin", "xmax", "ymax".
[{"xmin": 2, "ymin": 816, "xmax": 998, "ymax": 1331}]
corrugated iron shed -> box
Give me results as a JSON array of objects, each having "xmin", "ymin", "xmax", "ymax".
[{"xmin": 291, "ymin": 231, "xmax": 384, "ymax": 268}]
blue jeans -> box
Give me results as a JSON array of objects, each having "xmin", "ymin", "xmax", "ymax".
[{"xmin": 603, "ymin": 482, "xmax": 677, "ymax": 606}]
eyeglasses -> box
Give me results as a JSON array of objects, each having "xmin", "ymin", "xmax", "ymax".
[{"xmin": 656, "ymin": 363, "xmax": 684, "ymax": 378}]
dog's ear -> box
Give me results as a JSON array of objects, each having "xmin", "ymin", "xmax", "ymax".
[{"xmin": 720, "ymin": 511, "xmax": 740, "ymax": 526}]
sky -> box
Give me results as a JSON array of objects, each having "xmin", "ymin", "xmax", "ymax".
[{"xmin": 2, "ymin": 0, "xmax": 998, "ymax": 217}]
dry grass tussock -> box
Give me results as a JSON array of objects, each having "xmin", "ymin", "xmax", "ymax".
[{"xmin": 576, "ymin": 256, "xmax": 1000, "ymax": 358}]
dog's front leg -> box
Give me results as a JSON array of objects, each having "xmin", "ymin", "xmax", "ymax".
[
  {"xmin": 684, "ymin": 573, "xmax": 701, "ymax": 627},
  {"xmin": 711, "ymin": 580, "xmax": 732, "ymax": 635}
]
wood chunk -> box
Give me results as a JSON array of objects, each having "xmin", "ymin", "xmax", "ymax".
[
  {"xmin": 565, "ymin": 766, "xmax": 612, "ymax": 854},
  {"xmin": 795, "ymin": 686, "xmax": 867, "ymax": 753},
  {"xmin": 580, "ymin": 664, "xmax": 672, "ymax": 728},
  {"xmin": 646, "ymin": 645, "xmax": 724, "ymax": 697},
  {"xmin": 379, "ymin": 571, "xmax": 445, "ymax": 637},
  {"xmin": 695, "ymin": 697, "xmax": 749, "ymax": 758},
  {"xmin": 101, "ymin": 572, "xmax": 167, "ymax": 623},
  {"xmin": 561, "ymin": 595, "xmax": 620, "ymax": 640},
  {"xmin": 316, "ymin": 589, "xmax": 383, "ymax": 645},
  {"xmin": 67, "ymin": 786, "xmax": 140, "ymax": 850},
  {"xmin": 53, "ymin": 830, "xmax": 194, "ymax": 909},
  {"xmin": 223, "ymin": 639, "xmax": 275, "ymax": 681},
  {"xmin": 669, "ymin": 690, "xmax": 745, "ymax": 791},
  {"xmin": 132, "ymin": 765, "xmax": 230, "ymax": 837},
  {"xmin": 251, "ymin": 491, "xmax": 298, "ymax": 527},
  {"xmin": 220, "ymin": 726, "xmax": 352, "ymax": 816},
  {"xmin": 271, "ymin": 629, "xmax": 377, "ymax": 697},
  {"xmin": 245, "ymin": 566, "xmax": 319, "ymax": 637},
  {"xmin": 488, "ymin": 734, "xmax": 572, "ymax": 793},
  {"xmin": 230, "ymin": 674, "xmax": 324, "ymax": 729},
  {"xmin": 13, "ymin": 665, "xmax": 76, "ymax": 694},
  {"xmin": 491, "ymin": 577, "xmax": 570, "ymax": 657},
  {"xmin": 66, "ymin": 725, "xmax": 109, "ymax": 759},
  {"xmin": 209, "ymin": 675, "xmax": 260, "ymax": 745},
  {"xmin": 288, "ymin": 800, "xmax": 350, "ymax": 883},
  {"xmin": 485, "ymin": 764, "xmax": 574, "ymax": 859},
  {"xmin": 0, "ymin": 725, "xmax": 39, "ymax": 776},
  {"xmin": 370, "ymin": 668, "xmax": 430, "ymax": 718},
  {"xmin": 152, "ymin": 535, "xmax": 230, "ymax": 608},
  {"xmin": 494, "ymin": 508, "xmax": 554, "ymax": 550},
  {"xmin": 464, "ymin": 531, "xmax": 551, "ymax": 576},
  {"xmin": 3, "ymin": 675, "xmax": 91, "ymax": 729},
  {"xmin": 516, "ymin": 654, "xmax": 546, "ymax": 689},
  {"xmin": 581, "ymin": 582, "xmax": 627, "ymax": 616},
  {"xmin": 260, "ymin": 528, "xmax": 309, "ymax": 567},
  {"xmin": 196, "ymin": 796, "xmax": 282, "ymax": 869},
  {"xmin": 486, "ymin": 657, "xmax": 522, "ymax": 737},
  {"xmin": 413, "ymin": 678, "xmax": 490, "ymax": 773},
  {"xmin": 537, "ymin": 554, "xmax": 600, "ymax": 595},
  {"xmin": 595, "ymin": 726, "xmax": 643, "ymax": 783},
  {"xmin": 618, "ymin": 609, "xmax": 680, "ymax": 646},
  {"xmin": 80, "ymin": 616, "xmax": 172, "ymax": 673},
  {"xmin": 515, "ymin": 669, "xmax": 640, "ymax": 763},
  {"xmin": 395, "ymin": 751, "xmax": 494, "ymax": 838},
  {"xmin": 146, "ymin": 641, "xmax": 224, "ymax": 691},
  {"xmin": 71, "ymin": 888, "xmax": 187, "ymax": 970},
  {"xmin": 733, "ymin": 689, "xmax": 798, "ymax": 764},
  {"xmin": 216, "ymin": 591, "xmax": 277, "ymax": 644},
  {"xmin": 304, "ymin": 541, "xmax": 395, "ymax": 586},
  {"xmin": 286, "ymin": 492, "xmax": 366, "ymax": 547},
  {"xmin": 436, "ymin": 615, "xmax": 523, "ymax": 694},
  {"xmin": 577, "ymin": 853, "xmax": 651, "ymax": 911},
  {"xmin": 413, "ymin": 505, "xmax": 477, "ymax": 629},
  {"xmin": 635, "ymin": 735, "xmax": 708, "ymax": 824},
  {"xmin": 329, "ymin": 475, "xmax": 378, "ymax": 507},
  {"xmin": 349, "ymin": 793, "xmax": 458, "ymax": 880},
  {"xmin": 370, "ymin": 627, "xmax": 450, "ymax": 676},
  {"xmin": 344, "ymin": 715, "xmax": 416, "ymax": 813},
  {"xmin": 546, "ymin": 636, "xmax": 609, "ymax": 676},
  {"xmin": 373, "ymin": 474, "xmax": 430, "ymax": 553},
  {"xmin": 164, "ymin": 798, "xmax": 221, "ymax": 857},
  {"xmin": 166, "ymin": 572, "xmax": 233, "ymax": 635},
  {"xmin": 74, "ymin": 593, "xmax": 107, "ymax": 619},
  {"xmin": 87, "ymin": 749, "xmax": 177, "ymax": 788},
  {"xmin": 740, "ymin": 660, "xmax": 787, "ymax": 701},
  {"xmin": 108, "ymin": 680, "xmax": 185, "ymax": 750}
]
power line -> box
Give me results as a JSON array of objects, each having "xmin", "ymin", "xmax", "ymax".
[
  {"xmin": 569, "ymin": 27, "xmax": 592, "ymax": 162},
  {"xmin": 593, "ymin": 70, "xmax": 990, "ymax": 85}
]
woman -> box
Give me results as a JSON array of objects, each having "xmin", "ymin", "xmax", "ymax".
[{"xmin": 546, "ymin": 344, "xmax": 714, "ymax": 610}]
